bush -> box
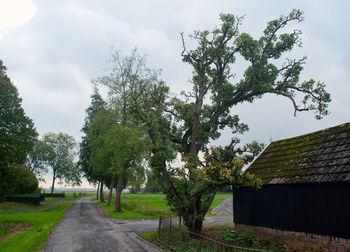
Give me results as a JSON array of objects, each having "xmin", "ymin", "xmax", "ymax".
[
  {"xmin": 0, "ymin": 166, "xmax": 38, "ymax": 196},
  {"xmin": 16, "ymin": 167, "xmax": 38, "ymax": 194}
]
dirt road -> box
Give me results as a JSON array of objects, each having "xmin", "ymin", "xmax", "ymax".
[{"xmin": 41, "ymin": 197, "xmax": 232, "ymax": 252}]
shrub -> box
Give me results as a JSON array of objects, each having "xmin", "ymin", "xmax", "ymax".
[
  {"xmin": 16, "ymin": 167, "xmax": 38, "ymax": 194},
  {"xmin": 44, "ymin": 193, "xmax": 65, "ymax": 198},
  {"xmin": 0, "ymin": 166, "xmax": 38, "ymax": 196}
]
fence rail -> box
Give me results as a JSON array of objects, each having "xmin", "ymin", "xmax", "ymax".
[{"xmin": 157, "ymin": 216, "xmax": 269, "ymax": 252}]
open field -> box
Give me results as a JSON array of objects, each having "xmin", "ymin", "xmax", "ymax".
[
  {"xmin": 43, "ymin": 191, "xmax": 95, "ymax": 203},
  {"xmin": 97, "ymin": 193, "xmax": 232, "ymax": 219},
  {"xmin": 0, "ymin": 202, "xmax": 71, "ymax": 252}
]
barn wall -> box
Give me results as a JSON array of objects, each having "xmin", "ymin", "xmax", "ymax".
[{"xmin": 233, "ymin": 183, "xmax": 350, "ymax": 238}]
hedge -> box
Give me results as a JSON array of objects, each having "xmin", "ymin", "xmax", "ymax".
[
  {"xmin": 6, "ymin": 194, "xmax": 44, "ymax": 205},
  {"xmin": 44, "ymin": 193, "xmax": 65, "ymax": 198}
]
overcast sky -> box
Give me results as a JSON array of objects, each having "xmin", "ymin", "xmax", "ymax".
[{"xmin": 1, "ymin": 0, "xmax": 349, "ymax": 188}]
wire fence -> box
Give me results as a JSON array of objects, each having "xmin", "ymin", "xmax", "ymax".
[{"xmin": 157, "ymin": 216, "xmax": 269, "ymax": 252}]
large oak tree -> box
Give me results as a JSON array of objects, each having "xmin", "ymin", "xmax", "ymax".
[{"xmin": 132, "ymin": 10, "xmax": 331, "ymax": 234}]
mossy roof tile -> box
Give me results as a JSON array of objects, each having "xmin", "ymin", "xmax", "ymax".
[{"xmin": 246, "ymin": 122, "xmax": 350, "ymax": 185}]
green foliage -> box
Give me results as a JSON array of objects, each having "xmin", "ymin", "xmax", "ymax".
[
  {"xmin": 79, "ymin": 87, "xmax": 106, "ymax": 184},
  {"xmin": 89, "ymin": 109, "xmax": 147, "ymax": 185},
  {"xmin": 0, "ymin": 222, "xmax": 8, "ymax": 238},
  {"xmin": 26, "ymin": 139, "xmax": 49, "ymax": 183},
  {"xmin": 30, "ymin": 132, "xmax": 81, "ymax": 192},
  {"xmin": 0, "ymin": 60, "xmax": 38, "ymax": 196},
  {"xmin": 128, "ymin": 9, "xmax": 331, "ymax": 234},
  {"xmin": 144, "ymin": 170, "xmax": 166, "ymax": 193},
  {"xmin": 12, "ymin": 167, "xmax": 38, "ymax": 194},
  {"xmin": 1, "ymin": 166, "xmax": 39, "ymax": 196}
]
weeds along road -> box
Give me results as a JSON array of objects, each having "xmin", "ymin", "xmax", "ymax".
[{"xmin": 41, "ymin": 197, "xmax": 233, "ymax": 252}]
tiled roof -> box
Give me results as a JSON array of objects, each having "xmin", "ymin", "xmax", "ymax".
[{"xmin": 247, "ymin": 122, "xmax": 350, "ymax": 185}]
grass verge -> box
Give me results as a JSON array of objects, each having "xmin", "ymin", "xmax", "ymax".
[
  {"xmin": 0, "ymin": 202, "xmax": 71, "ymax": 251},
  {"xmin": 97, "ymin": 193, "xmax": 231, "ymax": 219}
]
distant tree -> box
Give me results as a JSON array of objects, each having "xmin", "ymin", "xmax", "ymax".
[
  {"xmin": 127, "ymin": 164, "xmax": 146, "ymax": 194},
  {"xmin": 26, "ymin": 140, "xmax": 49, "ymax": 182},
  {"xmin": 144, "ymin": 170, "xmax": 166, "ymax": 193},
  {"xmin": 33, "ymin": 132, "xmax": 81, "ymax": 193},
  {"xmin": 0, "ymin": 60, "xmax": 38, "ymax": 195}
]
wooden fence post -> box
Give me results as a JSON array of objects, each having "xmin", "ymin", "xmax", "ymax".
[
  {"xmin": 158, "ymin": 216, "xmax": 162, "ymax": 240},
  {"xmin": 145, "ymin": 200, "xmax": 148, "ymax": 213},
  {"xmin": 138, "ymin": 199, "xmax": 141, "ymax": 211},
  {"xmin": 168, "ymin": 217, "xmax": 172, "ymax": 244}
]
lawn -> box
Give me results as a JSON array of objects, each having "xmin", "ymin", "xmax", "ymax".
[
  {"xmin": 97, "ymin": 193, "xmax": 231, "ymax": 219},
  {"xmin": 0, "ymin": 202, "xmax": 71, "ymax": 252}
]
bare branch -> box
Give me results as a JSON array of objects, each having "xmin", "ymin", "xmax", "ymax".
[{"xmin": 180, "ymin": 32, "xmax": 186, "ymax": 56}]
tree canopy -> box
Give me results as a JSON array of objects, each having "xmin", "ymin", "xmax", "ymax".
[
  {"xmin": 129, "ymin": 9, "xmax": 331, "ymax": 234},
  {"xmin": 91, "ymin": 49, "xmax": 150, "ymax": 211},
  {"xmin": 31, "ymin": 132, "xmax": 81, "ymax": 193},
  {"xmin": 0, "ymin": 60, "xmax": 38, "ymax": 195},
  {"xmin": 79, "ymin": 87, "xmax": 106, "ymax": 185}
]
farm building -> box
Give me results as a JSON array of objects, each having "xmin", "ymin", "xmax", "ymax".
[{"xmin": 233, "ymin": 122, "xmax": 350, "ymax": 246}]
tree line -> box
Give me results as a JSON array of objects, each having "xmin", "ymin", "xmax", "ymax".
[{"xmin": 1, "ymin": 10, "xmax": 331, "ymax": 234}]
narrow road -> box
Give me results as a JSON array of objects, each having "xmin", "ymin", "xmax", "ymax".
[{"xmin": 41, "ymin": 197, "xmax": 233, "ymax": 252}]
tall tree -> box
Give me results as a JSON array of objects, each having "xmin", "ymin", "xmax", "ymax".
[
  {"xmin": 94, "ymin": 48, "xmax": 153, "ymax": 211},
  {"xmin": 89, "ymin": 109, "xmax": 117, "ymax": 203},
  {"xmin": 33, "ymin": 132, "xmax": 81, "ymax": 193},
  {"xmin": 79, "ymin": 86, "xmax": 106, "ymax": 198},
  {"xmin": 132, "ymin": 10, "xmax": 331, "ymax": 234},
  {"xmin": 89, "ymin": 108, "xmax": 146, "ymax": 210},
  {"xmin": 0, "ymin": 60, "xmax": 38, "ymax": 195}
]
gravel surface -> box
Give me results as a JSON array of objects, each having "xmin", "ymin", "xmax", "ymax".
[{"xmin": 41, "ymin": 197, "xmax": 233, "ymax": 252}]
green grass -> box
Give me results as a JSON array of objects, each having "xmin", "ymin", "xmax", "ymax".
[
  {"xmin": 97, "ymin": 193, "xmax": 231, "ymax": 219},
  {"xmin": 97, "ymin": 193, "xmax": 171, "ymax": 219},
  {"xmin": 0, "ymin": 202, "xmax": 71, "ymax": 252},
  {"xmin": 210, "ymin": 193, "xmax": 232, "ymax": 209},
  {"xmin": 44, "ymin": 191, "xmax": 94, "ymax": 203}
]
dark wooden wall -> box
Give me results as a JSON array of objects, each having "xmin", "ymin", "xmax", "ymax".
[{"xmin": 233, "ymin": 183, "xmax": 350, "ymax": 238}]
